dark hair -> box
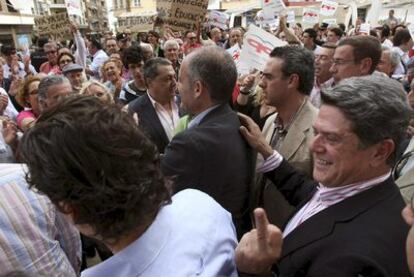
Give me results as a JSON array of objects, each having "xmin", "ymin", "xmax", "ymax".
[
  {"xmin": 321, "ymin": 42, "xmax": 337, "ymax": 50},
  {"xmin": 20, "ymin": 95, "xmax": 171, "ymax": 241},
  {"xmin": 338, "ymin": 23, "xmax": 346, "ymax": 32},
  {"xmin": 1, "ymin": 45, "xmax": 16, "ymax": 56},
  {"xmin": 381, "ymin": 25, "xmax": 390, "ymax": 38},
  {"xmin": 303, "ymin": 28, "xmax": 318, "ymax": 43},
  {"xmin": 269, "ymin": 46, "xmax": 315, "ymax": 95},
  {"xmin": 337, "ymin": 36, "xmax": 381, "ymax": 73},
  {"xmin": 90, "ymin": 38, "xmax": 102, "ymax": 50},
  {"xmin": 122, "ymin": 46, "xmax": 144, "ymax": 69},
  {"xmin": 187, "ymin": 46, "xmax": 237, "ymax": 103},
  {"xmin": 57, "ymin": 52, "xmax": 75, "ymax": 64},
  {"xmin": 37, "ymin": 37, "xmax": 49, "ymax": 48},
  {"xmin": 148, "ymin": 30, "xmax": 160, "ymax": 39},
  {"xmin": 393, "ymin": 29, "xmax": 412, "ymax": 47},
  {"xmin": 321, "ymin": 75, "xmax": 412, "ymax": 165},
  {"xmin": 329, "ymin": 27, "xmax": 343, "ymax": 38},
  {"xmin": 143, "ymin": 57, "xmax": 172, "ymax": 81},
  {"xmin": 391, "ymin": 24, "xmax": 406, "ymax": 36}
]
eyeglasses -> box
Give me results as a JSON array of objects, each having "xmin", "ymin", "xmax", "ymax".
[
  {"xmin": 188, "ymin": 37, "xmax": 197, "ymax": 40},
  {"xmin": 46, "ymin": 50, "xmax": 57, "ymax": 55},
  {"xmin": 332, "ymin": 59, "xmax": 356, "ymax": 66},
  {"xmin": 315, "ymin": 55, "xmax": 333, "ymax": 62},
  {"xmin": 59, "ymin": 59, "xmax": 72, "ymax": 64}
]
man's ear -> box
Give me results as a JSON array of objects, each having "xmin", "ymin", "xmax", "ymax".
[
  {"xmin": 360, "ymin": 57, "xmax": 373, "ymax": 76},
  {"xmin": 193, "ymin": 80, "xmax": 203, "ymax": 99},
  {"xmin": 370, "ymin": 138, "xmax": 395, "ymax": 167}
]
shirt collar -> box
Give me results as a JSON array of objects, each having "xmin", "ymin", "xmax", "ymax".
[
  {"xmin": 188, "ymin": 104, "xmax": 220, "ymax": 129},
  {"xmin": 147, "ymin": 91, "xmax": 177, "ymax": 110},
  {"xmin": 82, "ymin": 204, "xmax": 172, "ymax": 276},
  {"xmin": 317, "ymin": 171, "xmax": 391, "ymax": 205}
]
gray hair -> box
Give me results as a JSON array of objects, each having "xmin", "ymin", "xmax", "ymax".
[
  {"xmin": 38, "ymin": 75, "xmax": 71, "ymax": 101},
  {"xmin": 321, "ymin": 74, "xmax": 412, "ymax": 165},
  {"xmin": 186, "ymin": 46, "xmax": 237, "ymax": 104},
  {"xmin": 80, "ymin": 80, "xmax": 109, "ymax": 95},
  {"xmin": 382, "ymin": 46, "xmax": 401, "ymax": 68},
  {"xmin": 143, "ymin": 57, "xmax": 172, "ymax": 81},
  {"xmin": 163, "ymin": 39, "xmax": 179, "ymax": 50}
]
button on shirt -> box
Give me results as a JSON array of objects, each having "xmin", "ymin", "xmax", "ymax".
[
  {"xmin": 147, "ymin": 92, "xmax": 180, "ymax": 141},
  {"xmin": 81, "ymin": 189, "xmax": 238, "ymax": 277}
]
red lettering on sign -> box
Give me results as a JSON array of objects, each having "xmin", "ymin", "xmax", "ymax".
[{"xmin": 247, "ymin": 38, "xmax": 272, "ymax": 55}]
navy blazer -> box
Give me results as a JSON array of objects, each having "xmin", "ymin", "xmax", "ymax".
[
  {"xmin": 128, "ymin": 93, "xmax": 171, "ymax": 154},
  {"xmin": 161, "ymin": 104, "xmax": 254, "ymax": 238},
  {"xmin": 264, "ymin": 160, "xmax": 410, "ymax": 277}
]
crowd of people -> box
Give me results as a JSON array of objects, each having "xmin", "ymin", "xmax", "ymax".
[{"xmin": 1, "ymin": 8, "xmax": 414, "ymax": 276}]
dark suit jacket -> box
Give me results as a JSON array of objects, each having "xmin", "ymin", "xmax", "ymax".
[
  {"xmin": 161, "ymin": 104, "xmax": 253, "ymax": 238},
  {"xmin": 264, "ymin": 160, "xmax": 410, "ymax": 277},
  {"xmin": 128, "ymin": 93, "xmax": 170, "ymax": 154}
]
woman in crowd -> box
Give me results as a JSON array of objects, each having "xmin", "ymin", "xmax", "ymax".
[
  {"xmin": 15, "ymin": 76, "xmax": 41, "ymax": 131},
  {"xmin": 80, "ymin": 80, "xmax": 114, "ymax": 104},
  {"xmin": 102, "ymin": 58, "xmax": 125, "ymax": 101}
]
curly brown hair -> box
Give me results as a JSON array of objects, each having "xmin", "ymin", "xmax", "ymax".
[
  {"xmin": 20, "ymin": 95, "xmax": 171, "ymax": 241},
  {"xmin": 15, "ymin": 75, "xmax": 41, "ymax": 108}
]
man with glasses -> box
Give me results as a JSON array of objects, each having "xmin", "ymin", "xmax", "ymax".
[
  {"xmin": 182, "ymin": 31, "xmax": 201, "ymax": 56},
  {"xmin": 329, "ymin": 36, "xmax": 382, "ymax": 84},
  {"xmin": 236, "ymin": 74, "xmax": 411, "ymax": 276},
  {"xmin": 40, "ymin": 42, "xmax": 59, "ymax": 74},
  {"xmin": 1, "ymin": 45, "xmax": 36, "ymax": 79}
]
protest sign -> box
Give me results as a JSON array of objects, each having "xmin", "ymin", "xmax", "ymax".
[
  {"xmin": 156, "ymin": 0, "xmax": 209, "ymax": 32},
  {"xmin": 320, "ymin": 0, "xmax": 338, "ymax": 17},
  {"xmin": 118, "ymin": 13, "xmax": 157, "ymax": 32},
  {"xmin": 359, "ymin": 23, "xmax": 370, "ymax": 35},
  {"xmin": 322, "ymin": 18, "xmax": 337, "ymax": 25},
  {"xmin": 34, "ymin": 12, "xmax": 72, "ymax": 41},
  {"xmin": 286, "ymin": 10, "xmax": 295, "ymax": 24},
  {"xmin": 261, "ymin": 0, "xmax": 286, "ymax": 20},
  {"xmin": 65, "ymin": 0, "xmax": 82, "ymax": 17},
  {"xmin": 302, "ymin": 8, "xmax": 319, "ymax": 24},
  {"xmin": 206, "ymin": 10, "xmax": 229, "ymax": 30},
  {"xmin": 239, "ymin": 24, "xmax": 287, "ymax": 71},
  {"xmin": 227, "ymin": 43, "xmax": 249, "ymax": 76},
  {"xmin": 256, "ymin": 10, "xmax": 278, "ymax": 25}
]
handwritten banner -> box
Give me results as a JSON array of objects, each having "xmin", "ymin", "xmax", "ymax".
[
  {"xmin": 34, "ymin": 12, "xmax": 72, "ymax": 41},
  {"xmin": 118, "ymin": 14, "xmax": 157, "ymax": 32},
  {"xmin": 157, "ymin": 0, "xmax": 209, "ymax": 32}
]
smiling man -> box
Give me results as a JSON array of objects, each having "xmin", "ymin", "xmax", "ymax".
[{"xmin": 236, "ymin": 74, "xmax": 412, "ymax": 276}]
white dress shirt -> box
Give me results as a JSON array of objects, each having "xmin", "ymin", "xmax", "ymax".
[
  {"xmin": 81, "ymin": 189, "xmax": 238, "ymax": 277},
  {"xmin": 147, "ymin": 92, "xmax": 180, "ymax": 141},
  {"xmin": 90, "ymin": 49, "xmax": 108, "ymax": 80}
]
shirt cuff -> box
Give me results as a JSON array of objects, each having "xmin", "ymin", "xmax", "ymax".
[{"xmin": 256, "ymin": 150, "xmax": 283, "ymax": 173}]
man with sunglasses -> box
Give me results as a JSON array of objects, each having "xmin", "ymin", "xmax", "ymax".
[
  {"xmin": 1, "ymin": 45, "xmax": 36, "ymax": 79},
  {"xmin": 39, "ymin": 42, "xmax": 59, "ymax": 74}
]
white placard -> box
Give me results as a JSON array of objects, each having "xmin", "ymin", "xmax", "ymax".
[
  {"xmin": 239, "ymin": 24, "xmax": 288, "ymax": 71},
  {"xmin": 261, "ymin": 0, "xmax": 286, "ymax": 20},
  {"xmin": 207, "ymin": 10, "xmax": 229, "ymax": 30},
  {"xmin": 256, "ymin": 10, "xmax": 278, "ymax": 25},
  {"xmin": 320, "ymin": 0, "xmax": 338, "ymax": 17},
  {"xmin": 286, "ymin": 10, "xmax": 296, "ymax": 24},
  {"xmin": 359, "ymin": 23, "xmax": 371, "ymax": 35},
  {"xmin": 302, "ymin": 8, "xmax": 319, "ymax": 24},
  {"xmin": 65, "ymin": 0, "xmax": 82, "ymax": 17},
  {"xmin": 322, "ymin": 18, "xmax": 337, "ymax": 24}
]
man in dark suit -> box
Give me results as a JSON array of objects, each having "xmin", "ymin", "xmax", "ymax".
[
  {"xmin": 161, "ymin": 46, "xmax": 252, "ymax": 238},
  {"xmin": 128, "ymin": 58, "xmax": 180, "ymax": 153},
  {"xmin": 235, "ymin": 74, "xmax": 412, "ymax": 276}
]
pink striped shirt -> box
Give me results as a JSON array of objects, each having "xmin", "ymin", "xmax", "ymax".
[{"xmin": 283, "ymin": 171, "xmax": 391, "ymax": 237}]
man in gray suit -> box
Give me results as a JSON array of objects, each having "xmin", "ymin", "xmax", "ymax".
[{"xmin": 254, "ymin": 46, "xmax": 318, "ymax": 227}]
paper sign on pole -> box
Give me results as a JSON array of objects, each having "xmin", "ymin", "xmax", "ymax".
[
  {"xmin": 157, "ymin": 0, "xmax": 209, "ymax": 32},
  {"xmin": 359, "ymin": 23, "xmax": 370, "ymax": 35},
  {"xmin": 261, "ymin": 0, "xmax": 286, "ymax": 20},
  {"xmin": 302, "ymin": 8, "xmax": 319, "ymax": 24},
  {"xmin": 35, "ymin": 12, "xmax": 72, "ymax": 41},
  {"xmin": 118, "ymin": 13, "xmax": 157, "ymax": 32},
  {"xmin": 207, "ymin": 10, "xmax": 229, "ymax": 30},
  {"xmin": 239, "ymin": 24, "xmax": 287, "ymax": 71},
  {"xmin": 320, "ymin": 0, "xmax": 338, "ymax": 17},
  {"xmin": 286, "ymin": 10, "xmax": 295, "ymax": 24},
  {"xmin": 256, "ymin": 10, "xmax": 278, "ymax": 25}
]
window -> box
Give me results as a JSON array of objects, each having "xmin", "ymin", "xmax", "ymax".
[{"xmin": 133, "ymin": 0, "xmax": 140, "ymax": 6}]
